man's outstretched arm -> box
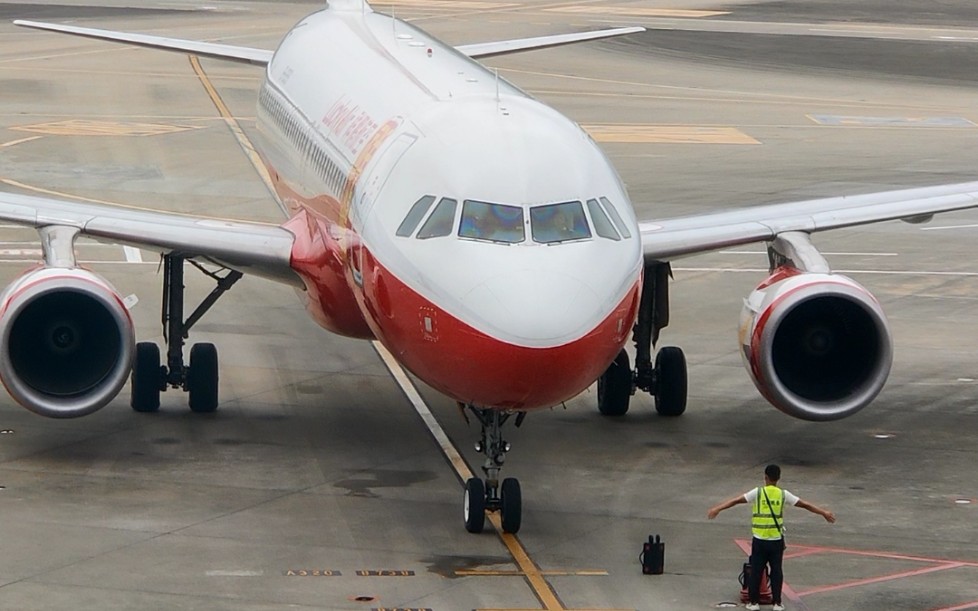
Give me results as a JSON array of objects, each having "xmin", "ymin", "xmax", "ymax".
[
  {"xmin": 796, "ymin": 499, "xmax": 836, "ymax": 523},
  {"xmin": 708, "ymin": 495, "xmax": 747, "ymax": 519}
]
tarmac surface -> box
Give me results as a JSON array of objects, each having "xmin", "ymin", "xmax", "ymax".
[{"xmin": 2, "ymin": 1, "xmax": 978, "ymax": 609}]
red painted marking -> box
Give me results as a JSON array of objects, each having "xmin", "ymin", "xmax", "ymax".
[
  {"xmin": 764, "ymin": 541, "xmax": 978, "ymax": 567},
  {"xmin": 733, "ymin": 538, "xmax": 978, "ymax": 610},
  {"xmin": 932, "ymin": 601, "xmax": 978, "ymax": 611},
  {"xmin": 797, "ymin": 562, "xmax": 966, "ymax": 596}
]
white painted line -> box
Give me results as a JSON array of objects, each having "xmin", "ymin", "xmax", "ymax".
[
  {"xmin": 205, "ymin": 570, "xmax": 264, "ymax": 577},
  {"xmin": 0, "ymin": 241, "xmax": 121, "ymax": 247},
  {"xmin": 718, "ymin": 250, "xmax": 898, "ymax": 256},
  {"xmin": 919, "ymin": 223, "xmax": 978, "ymax": 231},
  {"xmin": 373, "ymin": 340, "xmax": 475, "ymax": 482},
  {"xmin": 675, "ymin": 267, "xmax": 978, "ymax": 276},
  {"xmin": 0, "ymin": 135, "xmax": 42, "ymax": 148},
  {"xmin": 123, "ymin": 246, "xmax": 143, "ymax": 263},
  {"xmin": 0, "ymin": 259, "xmax": 157, "ymax": 264}
]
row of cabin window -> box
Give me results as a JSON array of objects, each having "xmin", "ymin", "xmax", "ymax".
[{"xmin": 259, "ymin": 86, "xmax": 348, "ymax": 199}]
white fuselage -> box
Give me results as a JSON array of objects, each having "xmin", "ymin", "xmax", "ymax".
[{"xmin": 255, "ymin": 4, "xmax": 644, "ymax": 409}]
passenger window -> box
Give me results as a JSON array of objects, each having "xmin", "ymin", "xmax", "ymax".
[
  {"xmin": 397, "ymin": 195, "xmax": 436, "ymax": 237},
  {"xmin": 459, "ymin": 200, "xmax": 525, "ymax": 244},
  {"xmin": 417, "ymin": 198, "xmax": 458, "ymax": 239},
  {"xmin": 586, "ymin": 199, "xmax": 621, "ymax": 241},
  {"xmin": 530, "ymin": 201, "xmax": 591, "ymax": 244},
  {"xmin": 599, "ymin": 197, "xmax": 632, "ymax": 239}
]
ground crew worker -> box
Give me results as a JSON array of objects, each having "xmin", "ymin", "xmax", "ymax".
[{"xmin": 707, "ymin": 464, "xmax": 835, "ymax": 611}]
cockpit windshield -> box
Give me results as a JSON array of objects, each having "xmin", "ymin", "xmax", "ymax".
[
  {"xmin": 530, "ymin": 201, "xmax": 591, "ymax": 244},
  {"xmin": 397, "ymin": 194, "xmax": 632, "ymax": 245},
  {"xmin": 459, "ymin": 200, "xmax": 525, "ymax": 244}
]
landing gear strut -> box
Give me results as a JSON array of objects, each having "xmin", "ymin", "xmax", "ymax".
[
  {"xmin": 130, "ymin": 253, "xmax": 241, "ymax": 413},
  {"xmin": 463, "ymin": 406, "xmax": 525, "ymax": 534},
  {"xmin": 597, "ymin": 262, "xmax": 687, "ymax": 417}
]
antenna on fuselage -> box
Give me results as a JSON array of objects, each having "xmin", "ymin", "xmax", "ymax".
[
  {"xmin": 494, "ymin": 68, "xmax": 500, "ymax": 108},
  {"xmin": 327, "ymin": 0, "xmax": 373, "ymax": 13}
]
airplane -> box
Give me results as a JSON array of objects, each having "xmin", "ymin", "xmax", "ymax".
[{"xmin": 6, "ymin": 0, "xmax": 978, "ymax": 535}]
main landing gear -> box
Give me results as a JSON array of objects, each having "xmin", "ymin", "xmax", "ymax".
[
  {"xmin": 130, "ymin": 254, "xmax": 241, "ymax": 413},
  {"xmin": 597, "ymin": 262, "xmax": 688, "ymax": 417},
  {"xmin": 463, "ymin": 406, "xmax": 526, "ymax": 534}
]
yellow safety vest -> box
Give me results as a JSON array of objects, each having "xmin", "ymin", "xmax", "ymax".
[{"xmin": 751, "ymin": 485, "xmax": 784, "ymax": 540}]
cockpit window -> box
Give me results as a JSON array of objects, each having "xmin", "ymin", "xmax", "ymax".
[
  {"xmin": 459, "ymin": 200, "xmax": 525, "ymax": 244},
  {"xmin": 397, "ymin": 195, "xmax": 436, "ymax": 237},
  {"xmin": 530, "ymin": 201, "xmax": 591, "ymax": 244},
  {"xmin": 587, "ymin": 199, "xmax": 621, "ymax": 242},
  {"xmin": 585, "ymin": 199, "xmax": 621, "ymax": 241},
  {"xmin": 599, "ymin": 196, "xmax": 632, "ymax": 239},
  {"xmin": 417, "ymin": 197, "xmax": 458, "ymax": 239}
]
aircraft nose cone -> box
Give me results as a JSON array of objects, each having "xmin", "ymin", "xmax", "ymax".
[{"xmin": 462, "ymin": 270, "xmax": 601, "ymax": 345}]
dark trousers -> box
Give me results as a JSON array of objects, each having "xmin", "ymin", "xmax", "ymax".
[{"xmin": 750, "ymin": 536, "xmax": 785, "ymax": 604}]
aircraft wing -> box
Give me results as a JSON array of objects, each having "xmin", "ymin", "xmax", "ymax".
[
  {"xmin": 456, "ymin": 26, "xmax": 645, "ymax": 59},
  {"xmin": 0, "ymin": 190, "xmax": 301, "ymax": 286},
  {"xmin": 640, "ymin": 181, "xmax": 978, "ymax": 262},
  {"xmin": 13, "ymin": 20, "xmax": 273, "ymax": 66},
  {"xmin": 13, "ymin": 19, "xmax": 642, "ymax": 64}
]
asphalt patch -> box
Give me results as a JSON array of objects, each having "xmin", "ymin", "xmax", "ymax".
[
  {"xmin": 608, "ymin": 30, "xmax": 978, "ymax": 86},
  {"xmin": 0, "ymin": 4, "xmax": 204, "ymax": 20},
  {"xmin": 713, "ymin": 0, "xmax": 978, "ymax": 27}
]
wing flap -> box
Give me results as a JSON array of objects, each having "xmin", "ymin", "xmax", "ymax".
[
  {"xmin": 641, "ymin": 181, "xmax": 978, "ymax": 262},
  {"xmin": 457, "ymin": 26, "xmax": 645, "ymax": 59},
  {"xmin": 0, "ymin": 191, "xmax": 300, "ymax": 286},
  {"xmin": 13, "ymin": 20, "xmax": 273, "ymax": 66}
]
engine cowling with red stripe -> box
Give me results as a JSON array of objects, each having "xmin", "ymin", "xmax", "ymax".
[
  {"xmin": 739, "ymin": 266, "xmax": 892, "ymax": 421},
  {"xmin": 0, "ymin": 266, "xmax": 134, "ymax": 418}
]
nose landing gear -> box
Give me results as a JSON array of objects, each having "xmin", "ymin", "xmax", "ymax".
[{"xmin": 462, "ymin": 406, "xmax": 525, "ymax": 534}]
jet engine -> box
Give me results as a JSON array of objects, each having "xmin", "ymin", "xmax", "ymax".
[
  {"xmin": 739, "ymin": 267, "xmax": 892, "ymax": 421},
  {"xmin": 0, "ymin": 266, "xmax": 135, "ymax": 418}
]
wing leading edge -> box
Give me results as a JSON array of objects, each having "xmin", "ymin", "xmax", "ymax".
[
  {"xmin": 456, "ymin": 26, "xmax": 646, "ymax": 59},
  {"xmin": 14, "ymin": 19, "xmax": 644, "ymax": 64},
  {"xmin": 640, "ymin": 181, "xmax": 978, "ymax": 262},
  {"xmin": 0, "ymin": 191, "xmax": 300, "ymax": 286},
  {"xmin": 13, "ymin": 20, "xmax": 274, "ymax": 66}
]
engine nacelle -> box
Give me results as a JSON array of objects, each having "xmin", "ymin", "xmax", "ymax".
[
  {"xmin": 739, "ymin": 266, "xmax": 892, "ymax": 421},
  {"xmin": 0, "ymin": 267, "xmax": 135, "ymax": 418}
]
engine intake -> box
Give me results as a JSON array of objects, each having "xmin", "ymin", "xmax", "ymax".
[
  {"xmin": 0, "ymin": 267, "xmax": 134, "ymax": 417},
  {"xmin": 740, "ymin": 268, "xmax": 892, "ymax": 421}
]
